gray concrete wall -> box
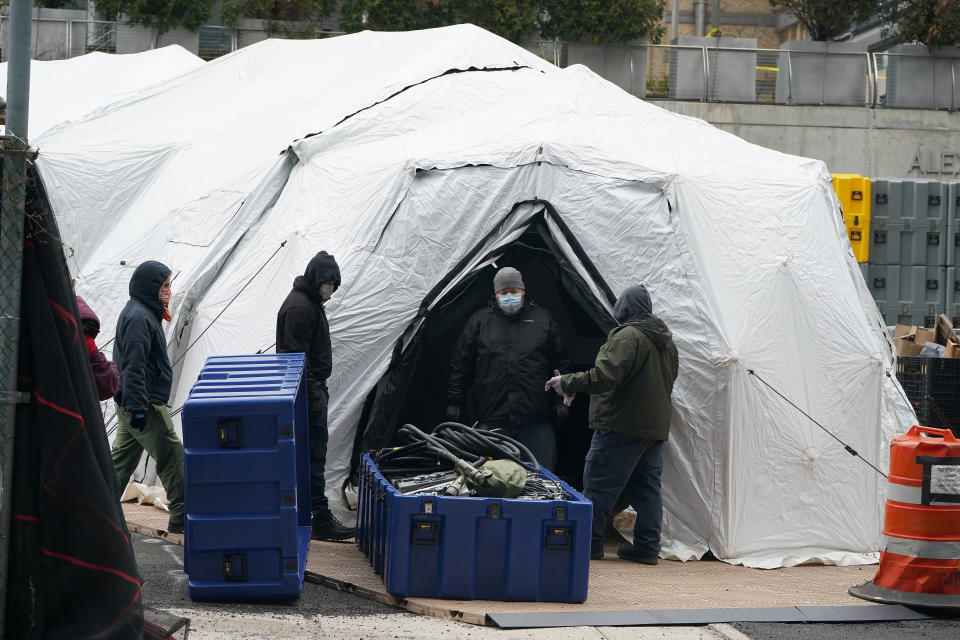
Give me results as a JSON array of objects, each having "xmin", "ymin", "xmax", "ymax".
[
  {"xmin": 0, "ymin": 8, "xmax": 87, "ymax": 61},
  {"xmin": 655, "ymin": 100, "xmax": 960, "ymax": 180},
  {"xmin": 116, "ymin": 24, "xmax": 199, "ymax": 55}
]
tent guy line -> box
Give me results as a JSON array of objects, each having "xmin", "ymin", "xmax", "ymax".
[
  {"xmin": 169, "ymin": 240, "xmax": 287, "ymax": 369},
  {"xmin": 748, "ymin": 369, "xmax": 887, "ymax": 479}
]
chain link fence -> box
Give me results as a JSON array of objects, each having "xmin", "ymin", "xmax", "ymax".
[{"xmin": 0, "ymin": 138, "xmax": 27, "ymax": 632}]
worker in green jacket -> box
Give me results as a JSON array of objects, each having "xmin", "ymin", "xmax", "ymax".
[{"xmin": 546, "ymin": 283, "xmax": 678, "ymax": 564}]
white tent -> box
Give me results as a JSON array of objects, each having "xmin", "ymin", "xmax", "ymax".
[
  {"xmin": 0, "ymin": 46, "xmax": 204, "ymax": 138},
  {"xmin": 37, "ymin": 25, "xmax": 915, "ymax": 568}
]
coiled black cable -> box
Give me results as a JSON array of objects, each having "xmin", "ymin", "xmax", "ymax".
[
  {"xmin": 373, "ymin": 422, "xmax": 540, "ymax": 472},
  {"xmin": 433, "ymin": 422, "xmax": 539, "ymax": 471}
]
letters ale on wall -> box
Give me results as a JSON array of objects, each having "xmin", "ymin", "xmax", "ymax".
[{"xmin": 908, "ymin": 149, "xmax": 960, "ymax": 177}]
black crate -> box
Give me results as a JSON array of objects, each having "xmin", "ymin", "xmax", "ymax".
[
  {"xmin": 924, "ymin": 358, "xmax": 960, "ymax": 436},
  {"xmin": 895, "ymin": 356, "xmax": 960, "ymax": 436},
  {"xmin": 896, "ymin": 356, "xmax": 930, "ymax": 419}
]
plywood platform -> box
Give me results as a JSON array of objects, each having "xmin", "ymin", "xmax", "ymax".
[{"xmin": 123, "ymin": 503, "xmax": 897, "ymax": 628}]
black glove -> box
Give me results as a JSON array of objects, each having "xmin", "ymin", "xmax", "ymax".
[
  {"xmin": 553, "ymin": 403, "xmax": 570, "ymax": 423},
  {"xmin": 445, "ymin": 405, "xmax": 462, "ymax": 422},
  {"xmin": 130, "ymin": 409, "xmax": 148, "ymax": 431}
]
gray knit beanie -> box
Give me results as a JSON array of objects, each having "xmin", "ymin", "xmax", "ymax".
[{"xmin": 493, "ymin": 267, "xmax": 525, "ymax": 293}]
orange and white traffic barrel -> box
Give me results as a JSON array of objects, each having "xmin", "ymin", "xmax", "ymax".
[{"xmin": 850, "ymin": 425, "xmax": 960, "ymax": 609}]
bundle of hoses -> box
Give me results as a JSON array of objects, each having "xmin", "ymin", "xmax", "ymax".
[{"xmin": 374, "ymin": 423, "xmax": 538, "ymax": 499}]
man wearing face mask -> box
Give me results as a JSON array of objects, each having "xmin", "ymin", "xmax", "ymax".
[
  {"xmin": 447, "ymin": 267, "xmax": 569, "ymax": 469},
  {"xmin": 276, "ymin": 251, "xmax": 354, "ymax": 541},
  {"xmin": 545, "ymin": 284, "xmax": 679, "ymax": 564},
  {"xmin": 112, "ymin": 260, "xmax": 185, "ymax": 534}
]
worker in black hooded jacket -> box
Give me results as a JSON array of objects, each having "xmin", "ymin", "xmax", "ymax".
[
  {"xmin": 276, "ymin": 251, "xmax": 353, "ymax": 541},
  {"xmin": 447, "ymin": 267, "xmax": 570, "ymax": 469},
  {"xmin": 111, "ymin": 260, "xmax": 185, "ymax": 534}
]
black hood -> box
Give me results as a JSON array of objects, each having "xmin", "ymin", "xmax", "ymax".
[
  {"xmin": 129, "ymin": 260, "xmax": 171, "ymax": 316},
  {"xmin": 303, "ymin": 251, "xmax": 341, "ymax": 294},
  {"xmin": 614, "ymin": 284, "xmax": 652, "ymax": 324}
]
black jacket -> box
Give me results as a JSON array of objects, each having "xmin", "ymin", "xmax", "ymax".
[
  {"xmin": 448, "ymin": 300, "xmax": 569, "ymax": 423},
  {"xmin": 115, "ymin": 260, "xmax": 173, "ymax": 410},
  {"xmin": 276, "ymin": 252, "xmax": 340, "ymax": 389}
]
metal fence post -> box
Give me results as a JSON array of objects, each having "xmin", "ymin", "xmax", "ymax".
[
  {"xmin": 701, "ymin": 47, "xmax": 709, "ymax": 101},
  {"xmin": 786, "ymin": 49, "xmax": 794, "ymax": 105},
  {"xmin": 950, "ymin": 60, "xmax": 957, "ymax": 110},
  {"xmin": 0, "ymin": 1, "xmax": 32, "ymax": 636}
]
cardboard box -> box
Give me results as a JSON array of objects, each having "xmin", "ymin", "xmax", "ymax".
[
  {"xmin": 893, "ymin": 324, "xmax": 938, "ymax": 357},
  {"xmin": 893, "ymin": 324, "xmax": 916, "ymax": 340},
  {"xmin": 946, "ymin": 342, "xmax": 960, "ymax": 359},
  {"xmin": 895, "ymin": 337, "xmax": 923, "ymax": 357},
  {"xmin": 935, "ymin": 314, "xmax": 955, "ymax": 346},
  {"xmin": 917, "ymin": 327, "xmax": 937, "ymax": 345}
]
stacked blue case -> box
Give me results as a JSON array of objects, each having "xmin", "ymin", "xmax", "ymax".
[
  {"xmin": 356, "ymin": 453, "xmax": 592, "ymax": 603},
  {"xmin": 182, "ymin": 354, "xmax": 312, "ymax": 601}
]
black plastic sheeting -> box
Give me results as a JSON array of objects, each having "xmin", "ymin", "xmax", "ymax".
[
  {"xmin": 486, "ymin": 605, "xmax": 931, "ymax": 628},
  {"xmin": 349, "ymin": 203, "xmax": 616, "ymax": 490},
  {"xmin": 4, "ymin": 164, "xmax": 187, "ymax": 639}
]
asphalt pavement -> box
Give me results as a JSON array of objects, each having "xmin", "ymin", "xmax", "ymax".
[{"xmin": 731, "ymin": 619, "xmax": 960, "ymax": 640}]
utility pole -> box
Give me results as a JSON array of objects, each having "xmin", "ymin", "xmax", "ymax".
[
  {"xmin": 712, "ymin": 0, "xmax": 720, "ymax": 31},
  {"xmin": 0, "ymin": 0, "xmax": 33, "ymax": 636}
]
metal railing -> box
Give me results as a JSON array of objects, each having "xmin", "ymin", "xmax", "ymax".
[
  {"xmin": 85, "ymin": 20, "xmax": 118, "ymax": 54},
  {"xmin": 198, "ymin": 25, "xmax": 232, "ymax": 60},
  {"xmin": 873, "ymin": 50, "xmax": 960, "ymax": 110},
  {"xmin": 524, "ymin": 40, "xmax": 960, "ymax": 110},
  {"xmin": 1, "ymin": 22, "xmax": 958, "ymax": 110}
]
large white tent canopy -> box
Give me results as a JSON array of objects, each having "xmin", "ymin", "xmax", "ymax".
[
  {"xmin": 0, "ymin": 45, "xmax": 204, "ymax": 138},
  {"xmin": 35, "ymin": 25, "xmax": 915, "ymax": 568}
]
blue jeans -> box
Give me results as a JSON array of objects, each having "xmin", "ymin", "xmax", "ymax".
[
  {"xmin": 582, "ymin": 430, "xmax": 664, "ymax": 557},
  {"xmin": 478, "ymin": 419, "xmax": 557, "ymax": 470},
  {"xmin": 308, "ymin": 386, "xmax": 329, "ymax": 513}
]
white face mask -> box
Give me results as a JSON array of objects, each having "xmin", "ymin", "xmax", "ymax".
[{"xmin": 320, "ymin": 283, "xmax": 336, "ymax": 301}]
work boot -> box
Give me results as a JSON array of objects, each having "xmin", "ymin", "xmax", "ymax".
[
  {"xmin": 311, "ymin": 510, "xmax": 354, "ymax": 541},
  {"xmin": 591, "ymin": 547, "xmax": 604, "ymax": 560},
  {"xmin": 616, "ymin": 544, "xmax": 657, "ymax": 565},
  {"xmin": 166, "ymin": 519, "xmax": 184, "ymax": 535}
]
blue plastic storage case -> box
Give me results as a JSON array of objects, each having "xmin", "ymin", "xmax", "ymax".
[
  {"xmin": 357, "ymin": 453, "xmax": 592, "ymax": 602},
  {"xmin": 182, "ymin": 354, "xmax": 312, "ymax": 601}
]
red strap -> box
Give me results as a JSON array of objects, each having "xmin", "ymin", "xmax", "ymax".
[{"xmin": 85, "ymin": 334, "xmax": 97, "ymax": 356}]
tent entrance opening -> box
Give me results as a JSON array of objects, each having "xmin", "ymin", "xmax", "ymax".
[{"xmin": 373, "ymin": 219, "xmax": 614, "ymax": 489}]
